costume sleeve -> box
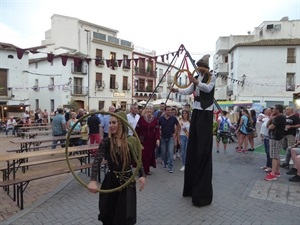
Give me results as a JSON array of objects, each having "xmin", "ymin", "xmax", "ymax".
[
  {"xmin": 196, "ymin": 74, "xmax": 216, "ymax": 93},
  {"xmin": 90, "ymin": 138, "xmax": 109, "ymax": 181},
  {"xmin": 178, "ymin": 82, "xmax": 194, "ymax": 95}
]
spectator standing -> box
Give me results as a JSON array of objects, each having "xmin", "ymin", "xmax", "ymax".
[
  {"xmin": 158, "ymin": 105, "xmax": 180, "ymax": 173},
  {"xmin": 136, "ymin": 104, "xmax": 160, "ymax": 175},
  {"xmin": 264, "ymin": 104, "xmax": 286, "ymax": 181},
  {"xmin": 259, "ymin": 108, "xmax": 272, "ymax": 172},
  {"xmin": 248, "ymin": 109, "xmax": 257, "ymax": 151},
  {"xmin": 51, "ymin": 108, "xmax": 67, "ymax": 149},
  {"xmin": 178, "ymin": 109, "xmax": 190, "ymax": 171},
  {"xmin": 80, "ymin": 120, "xmax": 88, "ymax": 145},
  {"xmin": 87, "ymin": 109, "xmax": 101, "ymax": 154},
  {"xmin": 67, "ymin": 112, "xmax": 81, "ymax": 146},
  {"xmin": 127, "ymin": 104, "xmax": 140, "ymax": 136},
  {"xmin": 281, "ymin": 107, "xmax": 300, "ymax": 167},
  {"xmin": 100, "ymin": 105, "xmax": 116, "ymax": 138},
  {"xmin": 216, "ymin": 110, "xmax": 232, "ymax": 153}
]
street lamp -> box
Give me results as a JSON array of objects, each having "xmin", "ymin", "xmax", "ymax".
[
  {"xmin": 68, "ymin": 77, "xmax": 72, "ymax": 85},
  {"xmin": 242, "ymin": 74, "xmax": 246, "ymax": 87}
]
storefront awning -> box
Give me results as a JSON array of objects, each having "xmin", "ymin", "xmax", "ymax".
[
  {"xmin": 232, "ymin": 101, "xmax": 253, "ymax": 106},
  {"xmin": 216, "ymin": 101, "xmax": 233, "ymax": 107}
]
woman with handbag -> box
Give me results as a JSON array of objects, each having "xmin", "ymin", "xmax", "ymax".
[{"xmin": 235, "ymin": 109, "xmax": 253, "ymax": 154}]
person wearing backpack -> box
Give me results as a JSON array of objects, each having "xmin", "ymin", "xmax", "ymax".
[{"xmin": 216, "ymin": 111, "xmax": 233, "ymax": 153}]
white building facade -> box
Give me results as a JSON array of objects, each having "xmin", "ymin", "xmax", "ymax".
[
  {"xmin": 0, "ymin": 43, "xmax": 30, "ymax": 119},
  {"xmin": 214, "ymin": 17, "xmax": 300, "ymax": 107},
  {"xmin": 31, "ymin": 14, "xmax": 134, "ymax": 112}
]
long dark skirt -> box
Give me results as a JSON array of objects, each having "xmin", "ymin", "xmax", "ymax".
[
  {"xmin": 183, "ymin": 109, "xmax": 213, "ymax": 206},
  {"xmin": 98, "ymin": 172, "xmax": 137, "ymax": 225}
]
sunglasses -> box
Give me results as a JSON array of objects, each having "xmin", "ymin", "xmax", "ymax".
[{"xmin": 109, "ymin": 121, "xmax": 118, "ymax": 125}]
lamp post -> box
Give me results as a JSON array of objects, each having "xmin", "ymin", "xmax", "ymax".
[{"xmin": 241, "ymin": 74, "xmax": 246, "ymax": 87}]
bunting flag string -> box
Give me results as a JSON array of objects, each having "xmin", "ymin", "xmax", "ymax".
[{"xmin": 0, "ymin": 43, "xmax": 181, "ymax": 68}]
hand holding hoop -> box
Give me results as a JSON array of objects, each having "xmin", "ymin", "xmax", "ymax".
[
  {"xmin": 174, "ymin": 67, "xmax": 211, "ymax": 89},
  {"xmin": 65, "ymin": 111, "xmax": 142, "ymax": 193}
]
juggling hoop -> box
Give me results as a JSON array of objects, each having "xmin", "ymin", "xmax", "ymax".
[
  {"xmin": 192, "ymin": 67, "xmax": 211, "ymax": 84},
  {"xmin": 173, "ymin": 69, "xmax": 192, "ymax": 89},
  {"xmin": 65, "ymin": 111, "xmax": 142, "ymax": 193}
]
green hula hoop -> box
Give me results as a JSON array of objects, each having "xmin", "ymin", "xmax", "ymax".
[{"xmin": 65, "ymin": 111, "xmax": 142, "ymax": 193}]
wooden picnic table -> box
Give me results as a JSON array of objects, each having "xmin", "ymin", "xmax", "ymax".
[
  {"xmin": 18, "ymin": 125, "xmax": 52, "ymax": 130},
  {"xmin": 0, "ymin": 143, "xmax": 98, "ymax": 208},
  {"xmin": 10, "ymin": 134, "xmax": 82, "ymax": 152}
]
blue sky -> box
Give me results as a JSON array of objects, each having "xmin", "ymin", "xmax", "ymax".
[{"xmin": 0, "ymin": 0, "xmax": 299, "ymax": 57}]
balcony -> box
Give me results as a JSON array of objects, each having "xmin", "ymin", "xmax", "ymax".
[
  {"xmin": 70, "ymin": 86, "xmax": 89, "ymax": 96},
  {"xmin": 134, "ymin": 67, "xmax": 157, "ymax": 78},
  {"xmin": 122, "ymin": 83, "xmax": 131, "ymax": 91},
  {"xmin": 109, "ymin": 82, "xmax": 119, "ymax": 90},
  {"xmin": 95, "ymin": 57, "xmax": 105, "ymax": 67},
  {"xmin": 71, "ymin": 63, "xmax": 87, "ymax": 74},
  {"xmin": 96, "ymin": 81, "xmax": 106, "ymax": 91}
]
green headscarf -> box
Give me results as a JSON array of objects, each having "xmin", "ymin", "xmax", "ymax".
[{"xmin": 115, "ymin": 111, "xmax": 141, "ymax": 160}]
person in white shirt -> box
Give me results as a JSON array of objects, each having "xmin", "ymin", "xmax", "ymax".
[
  {"xmin": 6, "ymin": 116, "xmax": 17, "ymax": 137},
  {"xmin": 127, "ymin": 104, "xmax": 140, "ymax": 136},
  {"xmin": 259, "ymin": 108, "xmax": 272, "ymax": 172}
]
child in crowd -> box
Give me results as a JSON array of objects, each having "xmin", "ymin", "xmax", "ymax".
[{"xmin": 80, "ymin": 120, "xmax": 88, "ymax": 145}]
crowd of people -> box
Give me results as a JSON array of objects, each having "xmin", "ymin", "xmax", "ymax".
[{"xmin": 215, "ymin": 104, "xmax": 300, "ymax": 183}]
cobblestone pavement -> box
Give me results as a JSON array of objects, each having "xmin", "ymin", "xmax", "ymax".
[{"xmin": 1, "ymin": 133, "xmax": 300, "ymax": 225}]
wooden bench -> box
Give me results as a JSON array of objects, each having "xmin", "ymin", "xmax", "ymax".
[
  {"xmin": 20, "ymin": 153, "xmax": 89, "ymax": 173},
  {"xmin": 0, "ymin": 163, "xmax": 92, "ymax": 210}
]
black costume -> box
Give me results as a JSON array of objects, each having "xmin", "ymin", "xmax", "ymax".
[
  {"xmin": 91, "ymin": 137, "xmax": 144, "ymax": 225},
  {"xmin": 178, "ymin": 54, "xmax": 215, "ymax": 206}
]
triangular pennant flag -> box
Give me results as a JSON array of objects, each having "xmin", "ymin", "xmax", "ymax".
[
  {"xmin": 47, "ymin": 53, "xmax": 54, "ymax": 63},
  {"xmin": 106, "ymin": 59, "xmax": 111, "ymax": 67},
  {"xmin": 117, "ymin": 59, "xmax": 122, "ymax": 67},
  {"xmin": 161, "ymin": 55, "xmax": 165, "ymax": 62},
  {"xmin": 73, "ymin": 57, "xmax": 81, "ymax": 67},
  {"xmin": 95, "ymin": 58, "xmax": 100, "ymax": 66},
  {"xmin": 16, "ymin": 48, "xmax": 26, "ymax": 59},
  {"xmin": 61, "ymin": 55, "xmax": 68, "ymax": 66},
  {"xmin": 134, "ymin": 59, "xmax": 139, "ymax": 66}
]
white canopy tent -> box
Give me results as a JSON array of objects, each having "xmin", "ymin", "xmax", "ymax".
[{"xmin": 151, "ymin": 99, "xmax": 183, "ymax": 108}]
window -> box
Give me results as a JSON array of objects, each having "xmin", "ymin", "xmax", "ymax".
[
  {"xmin": 110, "ymin": 52, "xmax": 117, "ymax": 66},
  {"xmin": 98, "ymin": 101, "xmax": 104, "ymax": 110},
  {"xmin": 230, "ymin": 53, "xmax": 234, "ymax": 70},
  {"xmin": 34, "ymin": 79, "xmax": 39, "ymax": 87},
  {"xmin": 138, "ymin": 79, "xmax": 145, "ymax": 91},
  {"xmin": 35, "ymin": 99, "xmax": 39, "ymax": 109},
  {"xmin": 96, "ymin": 73, "xmax": 103, "ymax": 87},
  {"xmin": 50, "ymin": 99, "xmax": 54, "ymax": 113},
  {"xmin": 50, "ymin": 77, "xmax": 54, "ymax": 86},
  {"xmin": 96, "ymin": 49, "xmax": 103, "ymax": 58},
  {"xmin": 110, "ymin": 74, "xmax": 116, "ymax": 89},
  {"xmin": 286, "ymin": 73, "xmax": 295, "ymax": 91},
  {"xmin": 8, "ymin": 55, "xmax": 13, "ymax": 59},
  {"xmin": 120, "ymin": 101, "xmax": 127, "ymax": 111},
  {"xmin": 122, "ymin": 76, "xmax": 128, "ymax": 90},
  {"xmin": 287, "ymin": 48, "xmax": 296, "ymax": 63},
  {"xmin": 123, "ymin": 55, "xmax": 130, "ymax": 68},
  {"xmin": 0, "ymin": 69, "xmax": 8, "ymax": 96},
  {"xmin": 266, "ymin": 24, "xmax": 274, "ymax": 30},
  {"xmin": 225, "ymin": 56, "xmax": 228, "ymax": 63},
  {"xmin": 74, "ymin": 77, "xmax": 83, "ymax": 94}
]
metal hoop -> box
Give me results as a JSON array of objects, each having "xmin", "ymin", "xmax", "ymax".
[
  {"xmin": 174, "ymin": 69, "xmax": 192, "ymax": 89},
  {"xmin": 191, "ymin": 67, "xmax": 211, "ymax": 84},
  {"xmin": 65, "ymin": 111, "xmax": 142, "ymax": 193}
]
